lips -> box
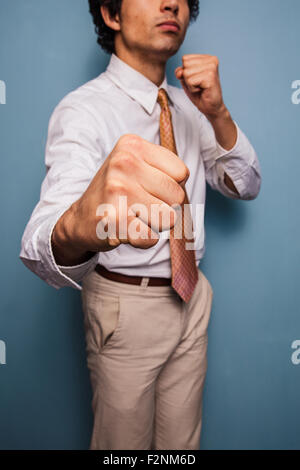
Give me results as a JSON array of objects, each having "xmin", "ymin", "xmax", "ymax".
[{"xmin": 157, "ymin": 21, "xmax": 180, "ymax": 32}]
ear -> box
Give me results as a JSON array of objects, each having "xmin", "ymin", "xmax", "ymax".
[{"xmin": 100, "ymin": 4, "xmax": 121, "ymax": 32}]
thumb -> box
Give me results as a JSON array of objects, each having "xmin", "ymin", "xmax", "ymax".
[
  {"xmin": 174, "ymin": 66, "xmax": 183, "ymax": 79},
  {"xmin": 180, "ymin": 77, "xmax": 188, "ymax": 91}
]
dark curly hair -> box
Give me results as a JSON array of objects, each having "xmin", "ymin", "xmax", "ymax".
[{"xmin": 88, "ymin": 0, "xmax": 200, "ymax": 55}]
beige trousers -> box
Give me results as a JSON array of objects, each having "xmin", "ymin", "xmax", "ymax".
[{"xmin": 81, "ymin": 266, "xmax": 213, "ymax": 450}]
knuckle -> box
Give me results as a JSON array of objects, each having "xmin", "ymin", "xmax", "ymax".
[
  {"xmin": 177, "ymin": 185, "xmax": 186, "ymax": 205},
  {"xmin": 111, "ymin": 151, "xmax": 137, "ymax": 171},
  {"xmin": 107, "ymin": 237, "xmax": 121, "ymax": 248},
  {"xmin": 170, "ymin": 179, "xmax": 185, "ymax": 206},
  {"xmin": 118, "ymin": 133, "xmax": 142, "ymax": 149},
  {"xmin": 183, "ymin": 165, "xmax": 190, "ymax": 181},
  {"xmin": 105, "ymin": 178, "xmax": 127, "ymax": 195},
  {"xmin": 178, "ymin": 163, "xmax": 190, "ymax": 183}
]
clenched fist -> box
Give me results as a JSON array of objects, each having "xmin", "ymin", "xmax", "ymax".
[
  {"xmin": 175, "ymin": 53, "xmax": 239, "ymax": 173},
  {"xmin": 175, "ymin": 54, "xmax": 226, "ymax": 119},
  {"xmin": 52, "ymin": 134, "xmax": 189, "ymax": 266}
]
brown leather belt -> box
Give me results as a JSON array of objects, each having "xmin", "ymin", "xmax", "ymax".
[{"xmin": 95, "ymin": 264, "xmax": 172, "ymax": 286}]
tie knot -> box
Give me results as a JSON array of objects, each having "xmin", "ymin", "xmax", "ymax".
[{"xmin": 157, "ymin": 88, "xmax": 170, "ymax": 110}]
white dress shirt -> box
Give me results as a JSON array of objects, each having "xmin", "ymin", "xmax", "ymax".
[{"xmin": 20, "ymin": 53, "xmax": 261, "ymax": 290}]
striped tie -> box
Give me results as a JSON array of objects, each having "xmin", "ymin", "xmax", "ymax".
[{"xmin": 157, "ymin": 88, "xmax": 199, "ymax": 303}]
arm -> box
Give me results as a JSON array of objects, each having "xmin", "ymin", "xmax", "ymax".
[
  {"xmin": 175, "ymin": 54, "xmax": 261, "ymax": 200},
  {"xmin": 197, "ymin": 112, "xmax": 261, "ymax": 200},
  {"xmin": 206, "ymin": 107, "xmax": 240, "ymax": 196},
  {"xmin": 19, "ymin": 101, "xmax": 102, "ymax": 290},
  {"xmin": 20, "ymin": 99, "xmax": 190, "ymax": 290}
]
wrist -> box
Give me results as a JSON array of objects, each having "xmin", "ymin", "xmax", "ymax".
[
  {"xmin": 205, "ymin": 106, "xmax": 237, "ymax": 151},
  {"xmin": 53, "ymin": 205, "xmax": 76, "ymax": 249},
  {"xmin": 51, "ymin": 204, "xmax": 93, "ymax": 266},
  {"xmin": 205, "ymin": 104, "xmax": 231, "ymax": 124}
]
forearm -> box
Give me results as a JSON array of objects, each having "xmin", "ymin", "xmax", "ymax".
[
  {"xmin": 207, "ymin": 107, "xmax": 240, "ymax": 195},
  {"xmin": 223, "ymin": 172, "xmax": 240, "ymax": 195},
  {"xmin": 207, "ymin": 106, "xmax": 237, "ymax": 151}
]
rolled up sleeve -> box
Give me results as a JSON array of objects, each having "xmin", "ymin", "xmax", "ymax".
[
  {"xmin": 199, "ymin": 113, "xmax": 262, "ymax": 200},
  {"xmin": 19, "ymin": 98, "xmax": 104, "ymax": 290}
]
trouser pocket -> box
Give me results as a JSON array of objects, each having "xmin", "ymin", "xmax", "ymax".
[{"xmin": 81, "ymin": 290, "xmax": 124, "ymax": 355}]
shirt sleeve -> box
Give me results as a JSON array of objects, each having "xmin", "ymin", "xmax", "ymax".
[
  {"xmin": 198, "ymin": 112, "xmax": 262, "ymax": 200},
  {"xmin": 19, "ymin": 98, "xmax": 104, "ymax": 290}
]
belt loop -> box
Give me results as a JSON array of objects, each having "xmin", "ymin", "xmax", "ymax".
[{"xmin": 140, "ymin": 277, "xmax": 150, "ymax": 287}]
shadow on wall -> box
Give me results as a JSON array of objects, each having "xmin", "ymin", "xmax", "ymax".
[
  {"xmin": 205, "ymin": 185, "xmax": 248, "ymax": 234},
  {"xmin": 13, "ymin": 273, "xmax": 94, "ymax": 449}
]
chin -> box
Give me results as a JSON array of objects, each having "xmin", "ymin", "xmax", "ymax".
[
  {"xmin": 161, "ymin": 44, "xmax": 181, "ymax": 56},
  {"xmin": 156, "ymin": 40, "xmax": 181, "ymax": 54}
]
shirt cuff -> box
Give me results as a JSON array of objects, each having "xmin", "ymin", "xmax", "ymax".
[
  {"xmin": 57, "ymin": 256, "xmax": 99, "ymax": 285},
  {"xmin": 215, "ymin": 164, "xmax": 246, "ymax": 199},
  {"xmin": 213, "ymin": 121, "xmax": 260, "ymax": 198}
]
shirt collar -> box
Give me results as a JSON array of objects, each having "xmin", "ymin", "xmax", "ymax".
[{"xmin": 105, "ymin": 53, "xmax": 177, "ymax": 115}]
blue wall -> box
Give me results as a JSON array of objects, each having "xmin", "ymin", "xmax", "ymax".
[{"xmin": 0, "ymin": 0, "xmax": 299, "ymax": 450}]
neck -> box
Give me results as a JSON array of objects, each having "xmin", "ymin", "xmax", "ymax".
[{"xmin": 114, "ymin": 46, "xmax": 167, "ymax": 87}]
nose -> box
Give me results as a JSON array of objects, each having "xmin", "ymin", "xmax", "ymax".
[{"xmin": 160, "ymin": 0, "xmax": 179, "ymax": 16}]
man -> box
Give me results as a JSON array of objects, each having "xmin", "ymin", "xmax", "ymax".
[{"xmin": 20, "ymin": 0, "xmax": 261, "ymax": 450}]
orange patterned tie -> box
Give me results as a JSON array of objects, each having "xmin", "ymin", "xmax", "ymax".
[{"xmin": 157, "ymin": 88, "xmax": 199, "ymax": 303}]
